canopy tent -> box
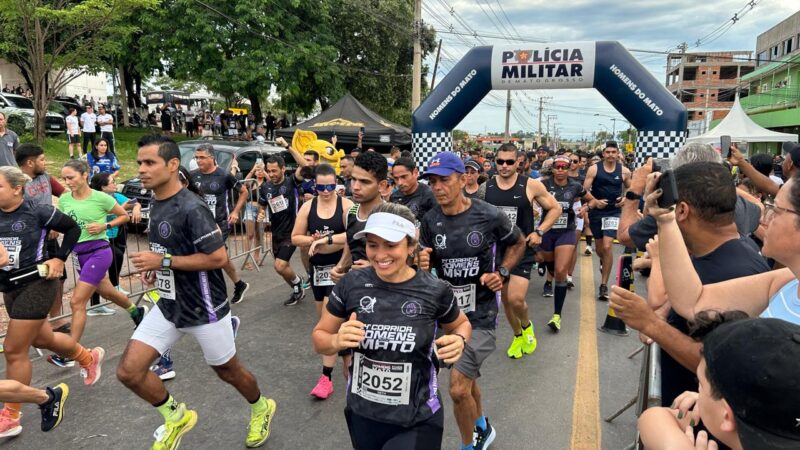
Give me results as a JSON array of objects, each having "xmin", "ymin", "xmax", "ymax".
[
  {"xmin": 276, "ymin": 93, "xmax": 411, "ymax": 150},
  {"xmin": 686, "ymin": 97, "xmax": 798, "ymax": 145}
]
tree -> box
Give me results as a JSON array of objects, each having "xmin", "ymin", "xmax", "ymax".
[{"xmin": 0, "ymin": 0, "xmax": 157, "ymax": 143}]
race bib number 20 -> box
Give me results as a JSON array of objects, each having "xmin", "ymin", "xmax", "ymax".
[{"xmin": 351, "ymin": 353, "xmax": 412, "ymax": 406}]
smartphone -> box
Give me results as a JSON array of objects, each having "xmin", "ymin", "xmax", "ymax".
[
  {"xmin": 359, "ymin": 126, "xmax": 365, "ymax": 135},
  {"xmin": 616, "ymin": 254, "xmax": 634, "ymax": 291},
  {"xmin": 657, "ymin": 168, "xmax": 679, "ymax": 208},
  {"xmin": 721, "ymin": 135, "xmax": 732, "ymax": 159}
]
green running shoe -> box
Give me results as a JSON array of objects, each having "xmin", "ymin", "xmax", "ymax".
[
  {"xmin": 246, "ymin": 398, "xmax": 276, "ymax": 448},
  {"xmin": 548, "ymin": 314, "xmax": 562, "ymax": 333},
  {"xmin": 521, "ymin": 324, "xmax": 537, "ymax": 354},
  {"xmin": 152, "ymin": 404, "xmax": 197, "ymax": 450},
  {"xmin": 506, "ymin": 335, "xmax": 523, "ymax": 359}
]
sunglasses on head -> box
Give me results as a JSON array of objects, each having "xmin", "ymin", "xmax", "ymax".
[
  {"xmin": 316, "ymin": 183, "xmax": 337, "ymax": 192},
  {"xmin": 495, "ymin": 159, "xmax": 516, "ymax": 166}
]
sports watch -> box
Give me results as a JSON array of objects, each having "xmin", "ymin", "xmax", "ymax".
[
  {"xmin": 161, "ymin": 253, "xmax": 173, "ymax": 270},
  {"xmin": 498, "ymin": 266, "xmax": 510, "ymax": 281},
  {"xmin": 534, "ymin": 229, "xmax": 544, "ymax": 237},
  {"xmin": 625, "ymin": 191, "xmax": 642, "ymax": 201}
]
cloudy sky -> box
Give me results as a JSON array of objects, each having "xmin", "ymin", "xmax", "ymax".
[{"xmin": 422, "ymin": 0, "xmax": 799, "ymax": 140}]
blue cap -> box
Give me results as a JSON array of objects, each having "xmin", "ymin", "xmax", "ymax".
[{"xmin": 421, "ymin": 152, "xmax": 465, "ymax": 178}]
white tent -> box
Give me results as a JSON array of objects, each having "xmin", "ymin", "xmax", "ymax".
[{"xmin": 686, "ymin": 97, "xmax": 798, "ymax": 144}]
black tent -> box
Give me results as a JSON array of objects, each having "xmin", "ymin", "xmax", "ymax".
[{"xmin": 276, "ymin": 93, "xmax": 411, "ymax": 151}]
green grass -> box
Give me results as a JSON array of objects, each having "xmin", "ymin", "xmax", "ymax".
[{"xmin": 28, "ymin": 127, "xmax": 193, "ymax": 181}]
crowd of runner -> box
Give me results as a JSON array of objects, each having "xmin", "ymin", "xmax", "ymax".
[{"xmin": 0, "ymin": 132, "xmax": 798, "ymax": 450}]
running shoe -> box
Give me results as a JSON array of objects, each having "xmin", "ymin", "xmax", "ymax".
[
  {"xmin": 231, "ymin": 281, "xmax": 250, "ymax": 305},
  {"xmin": 584, "ymin": 246, "xmax": 593, "ymax": 256},
  {"xmin": 87, "ymin": 305, "xmax": 116, "ymax": 316},
  {"xmin": 566, "ymin": 276, "xmax": 575, "ymax": 289},
  {"xmin": 116, "ymin": 285, "xmax": 131, "ymax": 295},
  {"xmin": 300, "ymin": 277, "xmax": 310, "ymax": 290},
  {"xmin": 47, "ymin": 354, "xmax": 75, "ymax": 368},
  {"xmin": 152, "ymin": 403, "xmax": 197, "ymax": 450},
  {"xmin": 506, "ymin": 335, "xmax": 523, "ymax": 359},
  {"xmin": 40, "ymin": 383, "xmax": 68, "ymax": 432},
  {"xmin": 521, "ymin": 324, "xmax": 537, "ymax": 355},
  {"xmin": 310, "ymin": 375, "xmax": 334, "ymax": 400},
  {"xmin": 284, "ymin": 282, "xmax": 305, "ymax": 306},
  {"xmin": 232, "ymin": 316, "xmax": 241, "ymax": 339},
  {"xmin": 548, "ymin": 314, "xmax": 562, "ymax": 332},
  {"xmin": 474, "ymin": 418, "xmax": 497, "ymax": 450},
  {"xmin": 245, "ymin": 398, "xmax": 276, "ymax": 448},
  {"xmin": 80, "ymin": 347, "xmax": 105, "ymax": 386},
  {"xmin": 598, "ymin": 284, "xmax": 609, "ymax": 301},
  {"xmin": 0, "ymin": 408, "xmax": 21, "ymax": 438},
  {"xmin": 542, "ymin": 281, "xmax": 554, "ymax": 297},
  {"xmin": 151, "ymin": 356, "xmax": 177, "ymax": 381},
  {"xmin": 132, "ymin": 305, "xmax": 150, "ymax": 328}
]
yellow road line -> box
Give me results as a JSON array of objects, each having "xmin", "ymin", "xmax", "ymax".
[{"xmin": 570, "ymin": 243, "xmax": 601, "ymax": 449}]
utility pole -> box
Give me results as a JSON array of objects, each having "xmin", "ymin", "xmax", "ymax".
[
  {"xmin": 537, "ymin": 96, "xmax": 551, "ymax": 145},
  {"xmin": 611, "ymin": 118, "xmax": 617, "ymax": 140},
  {"xmin": 430, "ymin": 39, "xmax": 443, "ymax": 90},
  {"xmin": 546, "ymin": 114, "xmax": 557, "ymax": 145},
  {"xmin": 504, "ymin": 90, "xmax": 512, "ymax": 141},
  {"xmin": 412, "ymin": 0, "xmax": 422, "ymax": 111}
]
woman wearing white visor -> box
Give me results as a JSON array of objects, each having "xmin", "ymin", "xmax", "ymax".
[{"xmin": 313, "ymin": 202, "xmax": 472, "ymax": 449}]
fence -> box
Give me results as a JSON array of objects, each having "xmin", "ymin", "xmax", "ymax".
[{"xmin": 0, "ymin": 181, "xmax": 272, "ymax": 339}]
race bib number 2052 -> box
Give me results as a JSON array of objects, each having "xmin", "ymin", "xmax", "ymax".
[{"xmin": 351, "ymin": 353, "xmax": 411, "ymax": 406}]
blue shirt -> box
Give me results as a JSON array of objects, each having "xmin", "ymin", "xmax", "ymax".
[
  {"xmin": 106, "ymin": 192, "xmax": 129, "ymax": 239},
  {"xmin": 760, "ymin": 278, "xmax": 800, "ymax": 324},
  {"xmin": 88, "ymin": 152, "xmax": 120, "ymax": 175}
]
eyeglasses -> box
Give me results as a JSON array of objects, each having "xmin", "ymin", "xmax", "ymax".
[
  {"xmin": 316, "ymin": 183, "xmax": 337, "ymax": 192},
  {"xmin": 763, "ymin": 201, "xmax": 800, "ymax": 221},
  {"xmin": 553, "ymin": 164, "xmax": 570, "ymax": 170},
  {"xmin": 495, "ymin": 159, "xmax": 516, "ymax": 166}
]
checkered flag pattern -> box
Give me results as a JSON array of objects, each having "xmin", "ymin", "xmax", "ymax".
[
  {"xmin": 635, "ymin": 130, "xmax": 687, "ymax": 167},
  {"xmin": 413, "ymin": 131, "xmax": 453, "ymax": 167}
]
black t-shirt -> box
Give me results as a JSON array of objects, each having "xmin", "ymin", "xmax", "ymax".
[
  {"xmin": 149, "ymin": 188, "xmax": 229, "ymax": 328},
  {"xmin": 420, "ymin": 199, "xmax": 521, "ymax": 330},
  {"xmin": 258, "ymin": 174, "xmax": 300, "ymax": 240},
  {"xmin": 659, "ymin": 237, "xmax": 769, "ymax": 407},
  {"xmin": 328, "ymin": 267, "xmax": 459, "ymax": 427},
  {"xmin": 346, "ymin": 203, "xmax": 367, "ymax": 262},
  {"xmin": 629, "ymin": 197, "xmax": 763, "ymax": 252},
  {"xmin": 390, "ymin": 183, "xmax": 437, "ymax": 224},
  {"xmin": 541, "ymin": 178, "xmax": 586, "ymax": 232},
  {"xmin": 0, "ymin": 202, "xmax": 60, "ymax": 271},
  {"xmin": 190, "ymin": 167, "xmax": 238, "ymax": 228}
]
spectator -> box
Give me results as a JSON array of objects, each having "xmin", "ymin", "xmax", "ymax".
[
  {"xmin": 87, "ymin": 138, "xmax": 120, "ymax": 178},
  {"xmin": 96, "ymin": 105, "xmax": 115, "ymax": 155},
  {"xmin": 339, "ymin": 155, "xmax": 354, "ymax": 197},
  {"xmin": 159, "ymin": 104, "xmax": 172, "ymax": 135},
  {"xmin": 748, "ymin": 152, "xmax": 783, "ymax": 187},
  {"xmin": 242, "ymin": 163, "xmax": 267, "ymax": 269},
  {"xmin": 265, "ymin": 111, "xmax": 276, "ymax": 140},
  {"xmin": 65, "ymin": 108, "xmax": 81, "ymax": 159},
  {"xmin": 610, "ymin": 162, "xmax": 769, "ymax": 411},
  {"xmin": 639, "ymin": 317, "xmax": 800, "ymax": 450},
  {"xmin": 0, "ymin": 112, "xmax": 20, "ymax": 167},
  {"xmin": 184, "ymin": 107, "xmax": 196, "ymax": 138},
  {"xmin": 79, "ymin": 105, "xmax": 97, "ymax": 155}
]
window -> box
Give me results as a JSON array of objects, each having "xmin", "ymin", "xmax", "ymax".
[
  {"xmin": 757, "ymin": 51, "xmax": 768, "ymax": 66},
  {"xmin": 712, "ymin": 71, "xmax": 717, "ymax": 75},
  {"xmin": 784, "ymin": 38, "xmax": 794, "ymax": 55},
  {"xmin": 771, "ymin": 46, "xmax": 779, "ymax": 58}
]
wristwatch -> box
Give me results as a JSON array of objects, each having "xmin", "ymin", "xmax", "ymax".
[
  {"xmin": 161, "ymin": 253, "xmax": 172, "ymax": 270},
  {"xmin": 534, "ymin": 229, "xmax": 544, "ymax": 237},
  {"xmin": 625, "ymin": 191, "xmax": 642, "ymax": 201},
  {"xmin": 105, "ymin": 223, "xmax": 111, "ymax": 230},
  {"xmin": 498, "ymin": 266, "xmax": 510, "ymax": 281},
  {"xmin": 327, "ymin": 234, "xmax": 333, "ymax": 245}
]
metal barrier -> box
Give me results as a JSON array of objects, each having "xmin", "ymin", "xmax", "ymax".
[{"xmin": 0, "ymin": 180, "xmax": 272, "ymax": 339}]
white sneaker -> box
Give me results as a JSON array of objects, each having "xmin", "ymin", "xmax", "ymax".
[
  {"xmin": 115, "ymin": 285, "xmax": 130, "ymax": 295},
  {"xmin": 87, "ymin": 305, "xmax": 116, "ymax": 316}
]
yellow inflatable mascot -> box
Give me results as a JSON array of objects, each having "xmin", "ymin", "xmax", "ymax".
[{"xmin": 291, "ymin": 129, "xmax": 345, "ymax": 174}]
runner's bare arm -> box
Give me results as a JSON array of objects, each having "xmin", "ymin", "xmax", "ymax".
[
  {"xmin": 499, "ymin": 231, "xmax": 526, "ymax": 272},
  {"xmin": 290, "ymin": 201, "xmax": 314, "ymax": 247},
  {"xmin": 313, "ymin": 309, "xmax": 363, "ymax": 356},
  {"xmin": 0, "ymin": 242, "xmax": 7, "ymax": 267},
  {"xmin": 528, "ymin": 178, "xmax": 561, "ymax": 232},
  {"xmin": 229, "ymin": 183, "xmax": 248, "ymax": 219},
  {"xmin": 582, "ymin": 164, "xmax": 598, "ymax": 193},
  {"xmin": 276, "ymin": 136, "xmax": 309, "ymax": 179}
]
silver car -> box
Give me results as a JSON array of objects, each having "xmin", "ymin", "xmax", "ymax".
[{"xmin": 0, "ymin": 92, "xmax": 66, "ymax": 134}]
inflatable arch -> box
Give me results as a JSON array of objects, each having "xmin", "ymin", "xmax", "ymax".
[{"xmin": 412, "ymin": 41, "xmax": 687, "ymax": 166}]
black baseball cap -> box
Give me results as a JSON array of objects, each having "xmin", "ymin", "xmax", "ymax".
[
  {"xmin": 703, "ymin": 318, "xmax": 800, "ymax": 449},
  {"xmin": 536, "ymin": 145, "xmax": 549, "ymax": 153},
  {"xmin": 465, "ymin": 159, "xmax": 482, "ymax": 172},
  {"xmin": 605, "ymin": 141, "xmax": 619, "ymax": 149}
]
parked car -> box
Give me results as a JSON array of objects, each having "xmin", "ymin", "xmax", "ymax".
[
  {"xmin": 54, "ymin": 96, "xmax": 85, "ymax": 116},
  {"xmin": 0, "ymin": 93, "xmax": 66, "ymax": 134},
  {"xmin": 122, "ymin": 139, "xmax": 297, "ymax": 226}
]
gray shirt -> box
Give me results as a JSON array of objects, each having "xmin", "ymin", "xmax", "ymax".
[{"xmin": 0, "ymin": 129, "xmax": 19, "ymax": 167}]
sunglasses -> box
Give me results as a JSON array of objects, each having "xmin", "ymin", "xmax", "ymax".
[
  {"xmin": 570, "ymin": 159, "xmax": 579, "ymax": 164},
  {"xmin": 316, "ymin": 183, "xmax": 337, "ymax": 192},
  {"xmin": 495, "ymin": 159, "xmax": 516, "ymax": 166},
  {"xmin": 553, "ymin": 164, "xmax": 570, "ymax": 170}
]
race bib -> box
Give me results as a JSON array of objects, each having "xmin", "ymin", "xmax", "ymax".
[
  {"xmin": 601, "ymin": 216, "xmax": 619, "ymax": 231},
  {"xmin": 497, "ymin": 206, "xmax": 518, "ymax": 224},
  {"xmin": 452, "ymin": 283, "xmax": 476, "ymax": 313},
  {"xmin": 553, "ymin": 214, "xmax": 568, "ymax": 229},
  {"xmin": 3, "ymin": 245, "xmax": 20, "ymax": 271},
  {"xmin": 268, "ymin": 195, "xmax": 289, "ymax": 214},
  {"xmin": 351, "ymin": 353, "xmax": 412, "ymax": 406},
  {"xmin": 156, "ymin": 269, "xmax": 176, "ymax": 300},
  {"xmin": 204, "ymin": 194, "xmax": 217, "ymax": 218},
  {"xmin": 313, "ymin": 264, "xmax": 335, "ymax": 287}
]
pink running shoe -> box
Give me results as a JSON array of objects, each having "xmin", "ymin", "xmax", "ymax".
[
  {"xmin": 0, "ymin": 408, "xmax": 22, "ymax": 437},
  {"xmin": 309, "ymin": 375, "xmax": 334, "ymax": 400},
  {"xmin": 80, "ymin": 347, "xmax": 105, "ymax": 386}
]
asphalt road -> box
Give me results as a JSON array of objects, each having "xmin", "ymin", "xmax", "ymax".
[{"xmin": 0, "ymin": 242, "xmax": 645, "ymax": 450}]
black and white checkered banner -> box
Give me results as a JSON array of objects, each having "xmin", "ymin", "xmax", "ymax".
[
  {"xmin": 413, "ymin": 131, "xmax": 453, "ymax": 167},
  {"xmin": 635, "ymin": 130, "xmax": 687, "ymax": 167}
]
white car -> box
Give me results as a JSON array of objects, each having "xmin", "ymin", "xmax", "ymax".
[{"xmin": 0, "ymin": 93, "xmax": 66, "ymax": 134}]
